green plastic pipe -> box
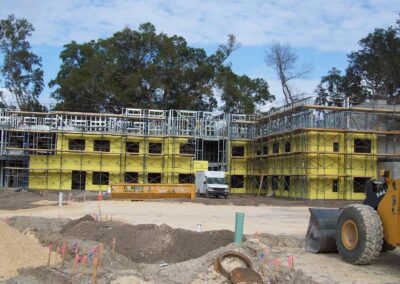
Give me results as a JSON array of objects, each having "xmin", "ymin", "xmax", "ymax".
[{"xmin": 234, "ymin": 212, "xmax": 245, "ymax": 244}]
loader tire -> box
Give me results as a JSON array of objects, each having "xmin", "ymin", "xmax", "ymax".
[{"xmin": 336, "ymin": 204, "xmax": 383, "ymax": 265}]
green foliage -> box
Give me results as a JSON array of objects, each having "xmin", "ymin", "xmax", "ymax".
[
  {"xmin": 316, "ymin": 16, "xmax": 400, "ymax": 105},
  {"xmin": 0, "ymin": 15, "xmax": 44, "ymax": 111},
  {"xmin": 348, "ymin": 24, "xmax": 400, "ymax": 103},
  {"xmin": 217, "ymin": 67, "xmax": 273, "ymax": 113},
  {"xmin": 314, "ymin": 67, "xmax": 367, "ymax": 106},
  {"xmin": 314, "ymin": 68, "xmax": 345, "ymax": 106},
  {"xmin": 50, "ymin": 23, "xmax": 273, "ymax": 113}
]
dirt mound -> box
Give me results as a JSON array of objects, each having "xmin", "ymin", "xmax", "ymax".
[
  {"xmin": 60, "ymin": 218, "xmax": 234, "ymax": 264},
  {"xmin": 0, "ymin": 220, "xmax": 49, "ymax": 280},
  {"xmin": 0, "ymin": 189, "xmax": 56, "ymax": 210},
  {"xmin": 59, "ymin": 214, "xmax": 94, "ymax": 234},
  {"xmin": 257, "ymin": 233, "xmax": 304, "ymax": 248},
  {"xmin": 8, "ymin": 267, "xmax": 73, "ymax": 284}
]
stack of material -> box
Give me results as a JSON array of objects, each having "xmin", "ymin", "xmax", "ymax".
[{"xmin": 111, "ymin": 183, "xmax": 195, "ymax": 200}]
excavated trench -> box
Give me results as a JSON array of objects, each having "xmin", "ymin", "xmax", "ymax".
[{"xmin": 60, "ymin": 215, "xmax": 234, "ymax": 264}]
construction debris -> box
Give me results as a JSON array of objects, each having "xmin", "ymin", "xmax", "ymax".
[{"xmin": 214, "ymin": 251, "xmax": 263, "ymax": 284}]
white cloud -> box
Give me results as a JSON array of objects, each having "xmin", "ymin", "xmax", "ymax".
[
  {"xmin": 0, "ymin": 0, "xmax": 398, "ymax": 51},
  {"xmin": 263, "ymin": 78, "xmax": 320, "ymax": 105},
  {"xmin": 0, "ymin": 88, "xmax": 15, "ymax": 105}
]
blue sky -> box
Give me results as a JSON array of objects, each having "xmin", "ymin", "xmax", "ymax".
[{"xmin": 1, "ymin": 0, "xmax": 398, "ymax": 108}]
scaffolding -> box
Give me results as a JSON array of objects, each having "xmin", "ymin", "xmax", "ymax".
[
  {"xmin": 0, "ymin": 108, "xmax": 255, "ymax": 192},
  {"xmin": 247, "ymin": 98, "xmax": 400, "ymax": 199},
  {"xmin": 0, "ymin": 98, "xmax": 398, "ymax": 200}
]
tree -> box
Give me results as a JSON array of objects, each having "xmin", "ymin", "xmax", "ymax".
[
  {"xmin": 50, "ymin": 23, "xmax": 273, "ymax": 113},
  {"xmin": 0, "ymin": 15, "xmax": 44, "ymax": 111},
  {"xmin": 316, "ymin": 16, "xmax": 400, "ymax": 106},
  {"xmin": 217, "ymin": 67, "xmax": 273, "ymax": 113},
  {"xmin": 314, "ymin": 67, "xmax": 370, "ymax": 106},
  {"xmin": 348, "ymin": 24, "xmax": 400, "ymax": 103},
  {"xmin": 314, "ymin": 68, "xmax": 345, "ymax": 107},
  {"xmin": 266, "ymin": 42, "xmax": 311, "ymax": 104}
]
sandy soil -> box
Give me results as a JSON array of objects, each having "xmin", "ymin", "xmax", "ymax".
[
  {"xmin": 1, "ymin": 198, "xmax": 399, "ymax": 283},
  {"xmin": 0, "ymin": 200, "xmax": 311, "ymax": 236},
  {"xmin": 0, "ymin": 188, "xmax": 358, "ymax": 211},
  {"xmin": 173, "ymin": 195, "xmax": 360, "ymax": 208},
  {"xmin": 0, "ymin": 220, "xmax": 49, "ymax": 280}
]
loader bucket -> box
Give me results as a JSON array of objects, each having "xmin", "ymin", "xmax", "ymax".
[{"xmin": 305, "ymin": 208, "xmax": 342, "ymax": 253}]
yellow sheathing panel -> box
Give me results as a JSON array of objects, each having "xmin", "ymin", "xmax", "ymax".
[
  {"xmin": 193, "ymin": 161, "xmax": 208, "ymax": 171},
  {"xmin": 125, "ymin": 156, "xmax": 143, "ymax": 172}
]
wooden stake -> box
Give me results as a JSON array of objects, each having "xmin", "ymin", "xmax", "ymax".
[
  {"xmin": 274, "ymin": 258, "xmax": 281, "ymax": 277},
  {"xmin": 98, "ymin": 243, "xmax": 104, "ymax": 266},
  {"xmin": 288, "ymin": 255, "xmax": 294, "ymax": 269},
  {"xmin": 92, "ymin": 257, "xmax": 98, "ymax": 284},
  {"xmin": 61, "ymin": 242, "xmax": 67, "ymax": 267},
  {"xmin": 47, "ymin": 244, "xmax": 53, "ymax": 266},
  {"xmin": 54, "ymin": 245, "xmax": 60, "ymax": 266},
  {"xmin": 98, "ymin": 204, "xmax": 102, "ymax": 221},
  {"xmin": 80, "ymin": 255, "xmax": 87, "ymax": 277},
  {"xmin": 73, "ymin": 254, "xmax": 79, "ymax": 273},
  {"xmin": 112, "ymin": 237, "xmax": 116, "ymax": 258},
  {"xmin": 258, "ymin": 175, "xmax": 264, "ymax": 197}
]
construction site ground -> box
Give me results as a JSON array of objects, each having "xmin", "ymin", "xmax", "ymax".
[{"xmin": 0, "ymin": 189, "xmax": 399, "ymax": 283}]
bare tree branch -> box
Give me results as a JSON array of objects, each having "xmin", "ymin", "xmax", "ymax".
[{"xmin": 266, "ymin": 42, "xmax": 311, "ymax": 104}]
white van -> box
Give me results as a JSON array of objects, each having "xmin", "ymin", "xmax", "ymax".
[{"xmin": 195, "ymin": 171, "xmax": 229, "ymax": 198}]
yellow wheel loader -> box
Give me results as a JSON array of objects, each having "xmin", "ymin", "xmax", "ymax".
[{"xmin": 305, "ymin": 171, "xmax": 400, "ymax": 264}]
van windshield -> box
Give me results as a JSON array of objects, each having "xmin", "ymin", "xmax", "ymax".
[{"xmin": 207, "ymin": 177, "xmax": 226, "ymax": 184}]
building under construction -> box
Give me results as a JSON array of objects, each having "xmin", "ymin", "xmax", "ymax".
[{"xmin": 0, "ymin": 98, "xmax": 398, "ymax": 200}]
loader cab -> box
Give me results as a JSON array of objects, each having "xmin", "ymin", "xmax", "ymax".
[{"xmin": 363, "ymin": 178, "xmax": 388, "ymax": 210}]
